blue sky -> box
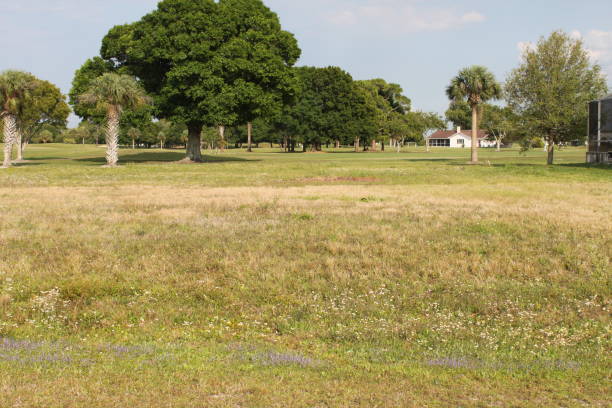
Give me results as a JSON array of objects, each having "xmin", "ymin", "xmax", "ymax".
[{"xmin": 2, "ymin": 0, "xmax": 611, "ymax": 127}]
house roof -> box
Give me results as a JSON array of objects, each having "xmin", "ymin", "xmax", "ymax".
[{"xmin": 428, "ymin": 130, "xmax": 489, "ymax": 140}]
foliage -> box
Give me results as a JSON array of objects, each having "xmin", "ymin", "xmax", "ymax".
[
  {"xmin": 212, "ymin": 0, "xmax": 301, "ymax": 126},
  {"xmin": 280, "ymin": 66, "xmax": 377, "ymax": 150},
  {"xmin": 355, "ymin": 79, "xmax": 411, "ymax": 144},
  {"xmin": 446, "ymin": 66, "xmax": 502, "ymax": 109},
  {"xmin": 0, "ymin": 70, "xmax": 37, "ymax": 115},
  {"xmin": 99, "ymin": 0, "xmax": 301, "ymax": 160},
  {"xmin": 69, "ymin": 57, "xmax": 116, "ymax": 122},
  {"xmin": 480, "ymin": 105, "xmax": 518, "ymax": 148},
  {"xmin": 33, "ymin": 129, "xmax": 54, "ymax": 144},
  {"xmin": 404, "ymin": 111, "xmax": 446, "ymax": 144},
  {"xmin": 445, "ymin": 100, "xmax": 474, "ymax": 130},
  {"xmin": 505, "ymin": 30, "xmax": 608, "ymax": 164},
  {"xmin": 18, "ymin": 79, "xmax": 70, "ymax": 146},
  {"xmin": 79, "ymin": 73, "xmax": 149, "ymax": 116}
]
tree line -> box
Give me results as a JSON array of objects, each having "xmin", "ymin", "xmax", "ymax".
[{"xmin": 1, "ymin": 0, "xmax": 608, "ymax": 168}]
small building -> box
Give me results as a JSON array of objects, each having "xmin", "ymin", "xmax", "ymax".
[
  {"xmin": 427, "ymin": 127, "xmax": 494, "ymax": 148},
  {"xmin": 587, "ymin": 94, "xmax": 612, "ymax": 164}
]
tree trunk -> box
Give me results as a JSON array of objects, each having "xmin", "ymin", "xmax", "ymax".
[
  {"xmin": 247, "ymin": 122, "xmax": 253, "ymax": 152},
  {"xmin": 15, "ymin": 130, "xmax": 23, "ymax": 161},
  {"xmin": 354, "ymin": 137, "xmax": 360, "ymax": 152},
  {"xmin": 471, "ymin": 105, "xmax": 479, "ymax": 163},
  {"xmin": 1, "ymin": 113, "xmax": 17, "ymax": 168},
  {"xmin": 186, "ymin": 123, "xmax": 203, "ymax": 162},
  {"xmin": 496, "ymin": 138, "xmax": 501, "ymax": 152},
  {"xmin": 335, "ymin": 140, "xmax": 340, "ymax": 149},
  {"xmin": 218, "ymin": 125, "xmax": 225, "ymax": 152},
  {"xmin": 547, "ymin": 141, "xmax": 555, "ymax": 165},
  {"xmin": 371, "ymin": 139, "xmax": 377, "ymax": 151},
  {"xmin": 381, "ymin": 141, "xmax": 385, "ymax": 152},
  {"xmin": 105, "ymin": 106, "xmax": 120, "ymax": 167}
]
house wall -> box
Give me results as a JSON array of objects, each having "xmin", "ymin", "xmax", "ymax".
[
  {"xmin": 428, "ymin": 133, "xmax": 496, "ymax": 148},
  {"xmin": 450, "ymin": 135, "xmax": 470, "ymax": 148}
]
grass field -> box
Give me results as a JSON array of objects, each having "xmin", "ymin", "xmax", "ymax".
[{"xmin": 0, "ymin": 144, "xmax": 610, "ymax": 407}]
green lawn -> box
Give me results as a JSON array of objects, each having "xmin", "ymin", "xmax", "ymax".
[{"xmin": 0, "ymin": 144, "xmax": 610, "ymax": 407}]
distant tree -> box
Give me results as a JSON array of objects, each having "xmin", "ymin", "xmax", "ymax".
[
  {"xmin": 79, "ymin": 73, "xmax": 149, "ymax": 167},
  {"xmin": 0, "ymin": 70, "xmax": 37, "ymax": 168},
  {"xmin": 37, "ymin": 129, "xmax": 54, "ymax": 144},
  {"xmin": 356, "ymin": 79, "xmax": 411, "ymax": 150},
  {"xmin": 282, "ymin": 67, "xmax": 377, "ymax": 152},
  {"xmin": 153, "ymin": 120, "xmax": 173, "ymax": 149},
  {"xmin": 407, "ymin": 111, "xmax": 445, "ymax": 149},
  {"xmin": 447, "ymin": 66, "xmax": 502, "ymax": 163},
  {"xmin": 445, "ymin": 100, "xmax": 474, "ymax": 130},
  {"xmin": 481, "ymin": 105, "xmax": 517, "ymax": 151},
  {"xmin": 127, "ymin": 127, "xmax": 141, "ymax": 149},
  {"xmin": 505, "ymin": 30, "xmax": 607, "ymax": 164},
  {"xmin": 17, "ymin": 79, "xmax": 70, "ymax": 158}
]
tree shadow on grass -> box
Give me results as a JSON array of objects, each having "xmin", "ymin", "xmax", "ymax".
[{"xmin": 73, "ymin": 151, "xmax": 257, "ymax": 165}]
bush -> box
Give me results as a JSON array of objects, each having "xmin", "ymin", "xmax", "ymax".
[
  {"xmin": 63, "ymin": 137, "xmax": 76, "ymax": 144},
  {"xmin": 531, "ymin": 137, "xmax": 545, "ymax": 148}
]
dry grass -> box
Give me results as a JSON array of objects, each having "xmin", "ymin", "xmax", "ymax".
[{"xmin": 0, "ymin": 145, "xmax": 610, "ymax": 407}]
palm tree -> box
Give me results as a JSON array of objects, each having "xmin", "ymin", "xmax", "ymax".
[
  {"xmin": 80, "ymin": 73, "xmax": 149, "ymax": 167},
  {"xmin": 127, "ymin": 127, "xmax": 141, "ymax": 150},
  {"xmin": 0, "ymin": 70, "xmax": 36, "ymax": 168},
  {"xmin": 447, "ymin": 66, "xmax": 502, "ymax": 163}
]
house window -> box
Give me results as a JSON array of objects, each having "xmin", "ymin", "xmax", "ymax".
[{"xmin": 429, "ymin": 139, "xmax": 450, "ymax": 147}]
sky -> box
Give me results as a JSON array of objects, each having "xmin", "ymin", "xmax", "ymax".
[{"xmin": 2, "ymin": 0, "xmax": 612, "ymax": 127}]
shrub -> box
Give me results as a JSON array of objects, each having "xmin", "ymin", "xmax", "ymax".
[{"xmin": 531, "ymin": 137, "xmax": 545, "ymax": 148}]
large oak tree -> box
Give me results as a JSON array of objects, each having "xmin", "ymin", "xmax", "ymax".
[{"xmin": 99, "ymin": 0, "xmax": 300, "ymax": 162}]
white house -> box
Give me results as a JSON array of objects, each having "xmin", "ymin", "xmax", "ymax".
[{"xmin": 427, "ymin": 127, "xmax": 495, "ymax": 148}]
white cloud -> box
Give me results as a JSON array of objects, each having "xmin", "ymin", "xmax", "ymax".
[
  {"xmin": 516, "ymin": 30, "xmax": 612, "ymax": 80},
  {"xmin": 571, "ymin": 30, "xmax": 612, "ymax": 79},
  {"xmin": 324, "ymin": 0, "xmax": 485, "ymax": 33}
]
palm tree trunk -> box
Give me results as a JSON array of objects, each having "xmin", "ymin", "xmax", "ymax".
[
  {"xmin": 105, "ymin": 106, "xmax": 120, "ymax": 167},
  {"xmin": 1, "ymin": 113, "xmax": 17, "ymax": 168},
  {"xmin": 15, "ymin": 130, "xmax": 23, "ymax": 162},
  {"xmin": 186, "ymin": 123, "xmax": 203, "ymax": 162},
  {"xmin": 247, "ymin": 122, "xmax": 253, "ymax": 152},
  {"xmin": 471, "ymin": 105, "xmax": 479, "ymax": 163}
]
